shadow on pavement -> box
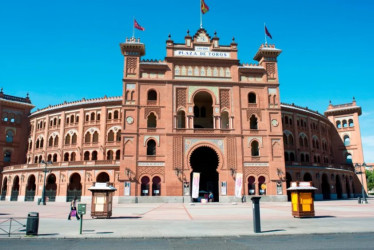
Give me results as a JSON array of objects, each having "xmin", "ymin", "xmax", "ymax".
[
  {"xmin": 260, "ymin": 229, "xmax": 286, "ymax": 233},
  {"xmin": 36, "ymin": 233, "xmax": 60, "ymax": 236},
  {"xmin": 96, "ymin": 232, "xmax": 114, "ymax": 234},
  {"xmin": 0, "ymin": 213, "xmax": 10, "ymax": 216},
  {"xmin": 300, "ymin": 216, "xmax": 336, "ymax": 219},
  {"xmin": 108, "ymin": 216, "xmax": 142, "ymax": 220}
]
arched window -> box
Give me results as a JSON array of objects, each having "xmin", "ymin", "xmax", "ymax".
[
  {"xmin": 115, "ymin": 150, "xmax": 120, "ymax": 160},
  {"xmin": 3, "ymin": 151, "xmax": 11, "ymax": 162},
  {"xmin": 344, "ymin": 135, "xmax": 350, "ymax": 146},
  {"xmin": 72, "ymin": 134, "xmax": 77, "ymax": 144},
  {"xmin": 303, "ymin": 137, "xmax": 308, "ymax": 147},
  {"xmin": 84, "ymin": 151, "xmax": 90, "ymax": 161},
  {"xmin": 6, "ymin": 130, "xmax": 14, "ymax": 143},
  {"xmin": 52, "ymin": 154, "xmax": 57, "ymax": 162},
  {"xmin": 290, "ymin": 152, "xmax": 295, "ymax": 161},
  {"xmin": 65, "ymin": 134, "xmax": 71, "ymax": 145},
  {"xmin": 36, "ymin": 139, "xmax": 40, "ymax": 149},
  {"xmin": 283, "ymin": 134, "xmax": 288, "ymax": 145},
  {"xmin": 299, "ymin": 136, "xmax": 303, "ymax": 147},
  {"xmin": 316, "ymin": 140, "xmax": 319, "ymax": 149},
  {"xmin": 116, "ymin": 130, "xmax": 121, "ymax": 142},
  {"xmin": 85, "ymin": 133, "xmax": 91, "ymax": 143},
  {"xmin": 288, "ymin": 134, "xmax": 294, "ymax": 145},
  {"xmin": 221, "ymin": 111, "xmax": 229, "ymax": 129},
  {"xmin": 66, "ymin": 117, "xmax": 70, "ymax": 124},
  {"xmin": 71, "ymin": 152, "xmax": 76, "ymax": 162},
  {"xmin": 114, "ymin": 110, "xmax": 119, "ymax": 119},
  {"xmin": 53, "ymin": 118, "xmax": 57, "ymax": 126},
  {"xmin": 312, "ymin": 139, "xmax": 315, "ymax": 148},
  {"xmin": 250, "ymin": 115, "xmax": 258, "ymax": 130},
  {"xmin": 141, "ymin": 176, "xmax": 150, "ymax": 196},
  {"xmin": 29, "ymin": 141, "xmax": 33, "ymax": 150},
  {"xmin": 349, "ymin": 119, "xmax": 354, "ymax": 127},
  {"xmin": 342, "ymin": 120, "xmax": 348, "ymax": 128},
  {"xmin": 336, "ymin": 121, "xmax": 341, "ymax": 128},
  {"xmin": 107, "ymin": 150, "xmax": 114, "ymax": 160},
  {"xmin": 251, "ymin": 141, "xmax": 259, "ymax": 156},
  {"xmin": 71, "ymin": 115, "xmax": 75, "ymax": 123},
  {"xmin": 284, "ymin": 152, "xmax": 289, "ymax": 161},
  {"xmin": 92, "ymin": 131, "xmax": 99, "ymax": 143},
  {"xmin": 39, "ymin": 155, "xmax": 43, "ymax": 163},
  {"xmin": 107, "ymin": 130, "xmax": 114, "ymax": 141},
  {"xmin": 248, "ymin": 93, "xmax": 256, "ymax": 103},
  {"xmin": 289, "ymin": 118, "xmax": 293, "ymax": 125},
  {"xmin": 147, "ymin": 113, "xmax": 157, "ymax": 128},
  {"xmin": 40, "ymin": 138, "xmax": 44, "ymax": 148},
  {"xmin": 85, "ymin": 114, "xmax": 89, "ymax": 122},
  {"xmin": 108, "ymin": 112, "xmax": 112, "ymax": 120},
  {"xmin": 147, "ymin": 139, "xmax": 156, "ymax": 156},
  {"xmin": 64, "ymin": 153, "xmax": 69, "ymax": 162},
  {"xmin": 346, "ymin": 153, "xmax": 352, "ymax": 164},
  {"xmin": 152, "ymin": 176, "xmax": 161, "ymax": 196},
  {"xmin": 54, "ymin": 136, "xmax": 59, "ymax": 147},
  {"xmin": 97, "ymin": 114, "xmax": 100, "ymax": 121},
  {"xmin": 92, "ymin": 151, "xmax": 97, "ymax": 160},
  {"xmin": 306, "ymin": 154, "xmax": 310, "ymax": 162},
  {"xmin": 34, "ymin": 156, "xmax": 38, "ymax": 163},
  {"xmin": 177, "ymin": 110, "xmax": 186, "ymax": 128},
  {"xmin": 90, "ymin": 112, "xmax": 95, "ymax": 121},
  {"xmin": 47, "ymin": 154, "xmax": 52, "ymax": 162},
  {"xmin": 193, "ymin": 106, "xmax": 199, "ymax": 117},
  {"xmin": 285, "ymin": 116, "xmax": 289, "ymax": 124},
  {"xmin": 147, "ymin": 90, "xmax": 157, "ymax": 101}
]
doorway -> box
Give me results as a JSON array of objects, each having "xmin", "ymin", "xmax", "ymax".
[{"xmin": 190, "ymin": 146, "xmax": 219, "ymax": 202}]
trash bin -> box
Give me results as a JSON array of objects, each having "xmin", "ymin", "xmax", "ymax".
[{"xmin": 26, "ymin": 212, "xmax": 39, "ymax": 236}]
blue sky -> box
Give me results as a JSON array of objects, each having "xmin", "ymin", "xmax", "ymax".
[{"xmin": 0, "ymin": 0, "xmax": 373, "ymax": 162}]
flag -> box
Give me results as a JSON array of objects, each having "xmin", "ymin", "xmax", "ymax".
[
  {"xmin": 134, "ymin": 19, "xmax": 145, "ymax": 31},
  {"xmin": 201, "ymin": 0, "xmax": 209, "ymax": 14},
  {"xmin": 265, "ymin": 25, "xmax": 272, "ymax": 39}
]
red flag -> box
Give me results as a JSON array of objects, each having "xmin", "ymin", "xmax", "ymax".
[
  {"xmin": 134, "ymin": 19, "xmax": 145, "ymax": 31},
  {"xmin": 201, "ymin": 0, "xmax": 209, "ymax": 14},
  {"xmin": 265, "ymin": 25, "xmax": 272, "ymax": 39}
]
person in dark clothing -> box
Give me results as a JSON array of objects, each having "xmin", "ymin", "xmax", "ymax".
[{"xmin": 68, "ymin": 197, "xmax": 80, "ymax": 220}]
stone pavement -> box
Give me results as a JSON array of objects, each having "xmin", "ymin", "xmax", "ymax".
[{"xmin": 0, "ymin": 198, "xmax": 373, "ymax": 238}]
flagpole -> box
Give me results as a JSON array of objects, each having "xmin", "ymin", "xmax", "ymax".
[
  {"xmin": 132, "ymin": 17, "xmax": 135, "ymax": 39},
  {"xmin": 264, "ymin": 23, "xmax": 267, "ymax": 45},
  {"xmin": 200, "ymin": 0, "xmax": 203, "ymax": 28}
]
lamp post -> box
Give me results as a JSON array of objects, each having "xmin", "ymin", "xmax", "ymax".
[
  {"xmin": 354, "ymin": 163, "xmax": 367, "ymax": 204},
  {"xmin": 41, "ymin": 160, "xmax": 52, "ymax": 205}
]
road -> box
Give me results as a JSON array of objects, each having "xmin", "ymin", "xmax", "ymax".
[{"xmin": 0, "ymin": 233, "xmax": 372, "ymax": 250}]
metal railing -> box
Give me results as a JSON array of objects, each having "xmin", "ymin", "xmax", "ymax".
[{"xmin": 0, "ymin": 217, "xmax": 26, "ymax": 237}]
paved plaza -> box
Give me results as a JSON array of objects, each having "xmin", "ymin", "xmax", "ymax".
[{"xmin": 0, "ymin": 199, "xmax": 373, "ymax": 238}]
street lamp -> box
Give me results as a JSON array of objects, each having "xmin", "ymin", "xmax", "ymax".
[
  {"xmin": 41, "ymin": 160, "xmax": 52, "ymax": 205},
  {"xmin": 354, "ymin": 163, "xmax": 367, "ymax": 204}
]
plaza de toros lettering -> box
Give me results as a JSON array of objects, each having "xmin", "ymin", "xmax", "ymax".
[{"xmin": 174, "ymin": 46, "xmax": 230, "ymax": 58}]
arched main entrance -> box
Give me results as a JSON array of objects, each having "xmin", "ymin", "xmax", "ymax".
[
  {"xmin": 321, "ymin": 174, "xmax": 330, "ymax": 200},
  {"xmin": 67, "ymin": 173, "xmax": 82, "ymax": 202},
  {"xmin": 46, "ymin": 174, "xmax": 57, "ymax": 202},
  {"xmin": 25, "ymin": 175, "xmax": 36, "ymax": 201},
  {"xmin": 1, "ymin": 178, "xmax": 7, "ymax": 200},
  {"xmin": 190, "ymin": 146, "xmax": 219, "ymax": 202}
]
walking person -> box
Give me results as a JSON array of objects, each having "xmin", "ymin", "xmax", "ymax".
[{"xmin": 68, "ymin": 197, "xmax": 80, "ymax": 220}]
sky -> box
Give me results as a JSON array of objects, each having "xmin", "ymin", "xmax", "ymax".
[{"xmin": 0, "ymin": 0, "xmax": 373, "ymax": 162}]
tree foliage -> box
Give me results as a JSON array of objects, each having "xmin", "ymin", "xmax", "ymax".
[{"xmin": 366, "ymin": 170, "xmax": 374, "ymax": 191}]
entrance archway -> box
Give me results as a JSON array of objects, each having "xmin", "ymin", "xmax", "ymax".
[
  {"xmin": 46, "ymin": 174, "xmax": 57, "ymax": 202},
  {"xmin": 345, "ymin": 176, "xmax": 351, "ymax": 198},
  {"xmin": 96, "ymin": 172, "xmax": 110, "ymax": 183},
  {"xmin": 25, "ymin": 175, "xmax": 36, "ymax": 201},
  {"xmin": 190, "ymin": 146, "xmax": 219, "ymax": 202},
  {"xmin": 336, "ymin": 175, "xmax": 342, "ymax": 199},
  {"xmin": 67, "ymin": 173, "xmax": 82, "ymax": 202},
  {"xmin": 11, "ymin": 176, "xmax": 20, "ymax": 201},
  {"xmin": 321, "ymin": 174, "xmax": 330, "ymax": 200},
  {"xmin": 1, "ymin": 177, "xmax": 7, "ymax": 200}
]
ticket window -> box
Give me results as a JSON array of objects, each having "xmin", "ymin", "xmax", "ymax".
[
  {"xmin": 248, "ymin": 176, "xmax": 255, "ymax": 195},
  {"xmin": 152, "ymin": 176, "xmax": 161, "ymax": 196},
  {"xmin": 141, "ymin": 176, "xmax": 150, "ymax": 196}
]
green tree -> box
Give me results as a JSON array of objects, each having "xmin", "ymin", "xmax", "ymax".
[{"xmin": 366, "ymin": 170, "xmax": 374, "ymax": 191}]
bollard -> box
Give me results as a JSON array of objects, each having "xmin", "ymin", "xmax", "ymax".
[{"xmin": 251, "ymin": 197, "xmax": 261, "ymax": 233}]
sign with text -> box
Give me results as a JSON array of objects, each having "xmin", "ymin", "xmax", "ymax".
[
  {"xmin": 174, "ymin": 46, "xmax": 230, "ymax": 58},
  {"xmin": 192, "ymin": 172, "xmax": 200, "ymax": 198},
  {"xmin": 235, "ymin": 173, "xmax": 243, "ymax": 198}
]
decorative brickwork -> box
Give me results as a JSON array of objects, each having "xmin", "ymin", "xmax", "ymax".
[
  {"xmin": 176, "ymin": 88, "xmax": 187, "ymax": 109},
  {"xmin": 247, "ymin": 108, "xmax": 262, "ymax": 121},
  {"xmin": 173, "ymin": 136, "xmax": 184, "ymax": 169},
  {"xmin": 220, "ymin": 89, "xmax": 230, "ymax": 109},
  {"xmin": 226, "ymin": 137, "xmax": 236, "ymax": 170},
  {"xmin": 266, "ymin": 63, "xmax": 276, "ymax": 79},
  {"xmin": 144, "ymin": 107, "xmax": 161, "ymax": 119},
  {"xmin": 137, "ymin": 166, "xmax": 165, "ymax": 180},
  {"xmin": 126, "ymin": 57, "xmax": 137, "ymax": 75},
  {"xmin": 244, "ymin": 166, "xmax": 269, "ymax": 179}
]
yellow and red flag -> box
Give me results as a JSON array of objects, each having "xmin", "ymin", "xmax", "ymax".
[{"xmin": 201, "ymin": 0, "xmax": 209, "ymax": 14}]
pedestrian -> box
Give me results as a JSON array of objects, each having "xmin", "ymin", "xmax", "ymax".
[
  {"xmin": 68, "ymin": 197, "xmax": 80, "ymax": 220},
  {"xmin": 208, "ymin": 192, "xmax": 214, "ymax": 202}
]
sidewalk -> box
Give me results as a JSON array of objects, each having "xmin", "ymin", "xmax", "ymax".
[{"xmin": 0, "ymin": 199, "xmax": 373, "ymax": 238}]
